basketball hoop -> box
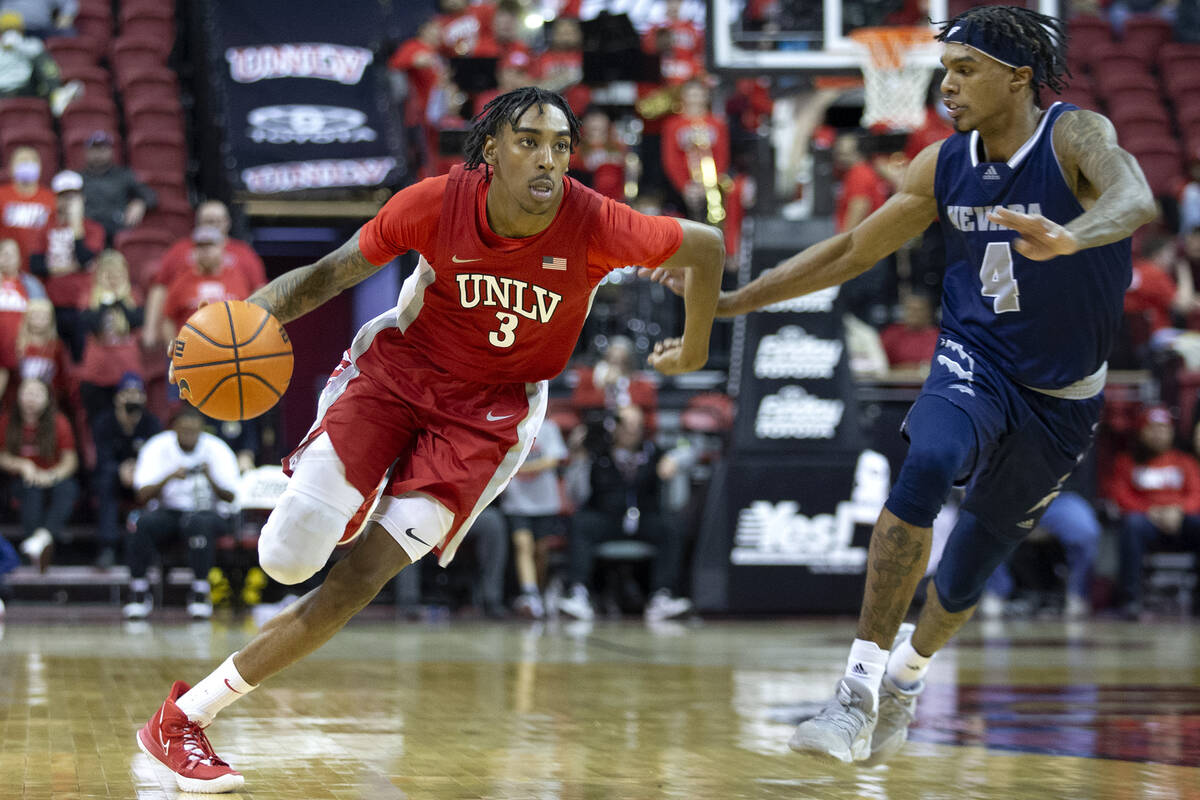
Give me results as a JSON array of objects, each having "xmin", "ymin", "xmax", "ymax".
[{"xmin": 849, "ymin": 26, "xmax": 940, "ymax": 132}]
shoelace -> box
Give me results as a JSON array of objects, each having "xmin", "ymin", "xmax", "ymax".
[
  {"xmin": 880, "ymin": 687, "xmax": 918, "ymax": 724},
  {"xmin": 179, "ymin": 721, "xmax": 230, "ymax": 768},
  {"xmin": 813, "ymin": 684, "xmax": 870, "ymax": 741}
]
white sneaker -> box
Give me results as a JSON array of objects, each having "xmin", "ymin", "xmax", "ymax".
[
  {"xmin": 865, "ymin": 623, "xmax": 922, "ymax": 765},
  {"xmin": 644, "ymin": 589, "xmax": 693, "ymax": 622},
  {"xmin": 557, "ymin": 584, "xmax": 595, "ymax": 621},
  {"xmin": 514, "ymin": 591, "xmax": 545, "ymax": 619},
  {"xmin": 187, "ymin": 591, "xmax": 213, "ymax": 620},
  {"xmin": 788, "ymin": 676, "xmax": 878, "ymax": 763},
  {"xmin": 123, "ymin": 590, "xmax": 153, "ymax": 620},
  {"xmin": 1064, "ymin": 593, "xmax": 1089, "ymax": 619},
  {"xmin": 20, "ymin": 528, "xmax": 53, "ymax": 572},
  {"xmin": 978, "ymin": 592, "xmax": 1005, "ymax": 620}
]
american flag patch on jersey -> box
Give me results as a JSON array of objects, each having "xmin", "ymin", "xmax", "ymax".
[{"xmin": 542, "ymin": 256, "xmax": 567, "ymax": 270}]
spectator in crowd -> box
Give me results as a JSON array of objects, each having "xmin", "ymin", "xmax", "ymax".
[
  {"xmin": 472, "ymin": 49, "xmax": 534, "ymax": 118},
  {"xmin": 29, "ymin": 170, "xmax": 105, "ymax": 358},
  {"xmin": 0, "ymin": 11, "xmax": 79, "ymax": 113},
  {"xmin": 571, "ymin": 335, "xmax": 658, "ymax": 425},
  {"xmin": 143, "ymin": 201, "xmax": 265, "ymax": 348},
  {"xmin": 1123, "ymin": 235, "xmax": 1178, "ymax": 344},
  {"xmin": 160, "ymin": 226, "xmax": 255, "ymax": 340},
  {"xmin": 0, "ymin": 146, "xmax": 55, "ymax": 265},
  {"xmin": 558, "ymin": 405, "xmax": 693, "ymax": 622},
  {"xmin": 0, "ymin": 236, "xmax": 45, "ymax": 400},
  {"xmin": 880, "ymin": 292, "xmax": 940, "ymax": 371},
  {"xmin": 210, "ymin": 417, "xmax": 259, "ymax": 474},
  {"xmin": 1104, "ymin": 405, "xmax": 1200, "ymax": 618},
  {"xmin": 534, "ymin": 15, "xmax": 588, "ymax": 114},
  {"xmin": 15, "ymin": 296, "xmax": 72, "ymax": 410},
  {"xmin": 474, "ymin": 0, "xmax": 528, "ymax": 61},
  {"xmin": 0, "ymin": 1, "xmax": 76, "ymax": 37},
  {"xmin": 501, "ymin": 416, "xmax": 568, "ymax": 619},
  {"xmin": 661, "ymin": 80, "xmax": 731, "ymax": 228},
  {"xmin": 388, "ymin": 17, "xmax": 447, "ymax": 179},
  {"xmin": 90, "ymin": 371, "xmax": 160, "ymax": 568},
  {"xmin": 833, "ymin": 132, "xmax": 893, "ymax": 234},
  {"xmin": 123, "ymin": 406, "xmax": 240, "ymax": 621},
  {"xmin": 0, "ymin": 376, "xmax": 78, "ymax": 571},
  {"xmin": 978, "ymin": 490, "xmax": 1100, "ymax": 619},
  {"xmin": 569, "ymin": 108, "xmax": 629, "ymax": 202},
  {"xmin": 642, "ymin": 0, "xmax": 704, "ymax": 61},
  {"xmin": 79, "ymin": 131, "xmax": 156, "ymax": 243},
  {"xmin": 75, "ymin": 249, "xmax": 142, "ymax": 422},
  {"xmin": 436, "ymin": 0, "xmax": 494, "ymax": 57}
]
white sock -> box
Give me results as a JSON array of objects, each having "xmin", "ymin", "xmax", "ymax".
[
  {"xmin": 844, "ymin": 639, "xmax": 889, "ymax": 709},
  {"xmin": 176, "ymin": 653, "xmax": 257, "ymax": 728},
  {"xmin": 886, "ymin": 637, "xmax": 934, "ymax": 689}
]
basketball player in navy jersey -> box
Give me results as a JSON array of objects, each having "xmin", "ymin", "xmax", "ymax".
[{"xmin": 649, "ymin": 6, "xmax": 1154, "ymax": 763}]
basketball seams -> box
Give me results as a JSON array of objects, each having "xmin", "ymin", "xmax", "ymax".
[
  {"xmin": 236, "ymin": 310, "xmax": 272, "ymax": 348},
  {"xmin": 240, "ymin": 372, "xmax": 285, "ymax": 398},
  {"xmin": 222, "ymin": 302, "xmax": 245, "ymax": 420},
  {"xmin": 173, "ymin": 351, "xmax": 294, "ymax": 371}
]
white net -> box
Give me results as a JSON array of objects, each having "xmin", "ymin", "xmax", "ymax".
[{"xmin": 850, "ymin": 27, "xmax": 940, "ymax": 132}]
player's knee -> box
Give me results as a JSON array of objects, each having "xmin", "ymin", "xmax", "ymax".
[
  {"xmin": 934, "ymin": 571, "xmax": 985, "ymax": 614},
  {"xmin": 886, "ymin": 442, "xmax": 965, "ymax": 528},
  {"xmin": 259, "ymin": 490, "xmax": 351, "ymax": 585}
]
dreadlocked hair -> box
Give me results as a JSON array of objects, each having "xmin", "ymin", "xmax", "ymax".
[
  {"xmin": 934, "ymin": 5, "xmax": 1071, "ymax": 96},
  {"xmin": 463, "ymin": 87, "xmax": 582, "ymax": 171}
]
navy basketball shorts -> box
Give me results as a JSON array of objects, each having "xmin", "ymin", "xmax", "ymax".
[{"xmin": 911, "ymin": 336, "xmax": 1103, "ymax": 536}]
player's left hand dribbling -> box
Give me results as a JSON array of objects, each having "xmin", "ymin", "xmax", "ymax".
[
  {"xmin": 987, "ymin": 207, "xmax": 1080, "ymax": 261},
  {"xmin": 648, "ymin": 337, "xmax": 702, "ymax": 375}
]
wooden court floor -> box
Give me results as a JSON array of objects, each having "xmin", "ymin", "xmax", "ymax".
[{"xmin": 1, "ymin": 610, "xmax": 1198, "ymax": 799}]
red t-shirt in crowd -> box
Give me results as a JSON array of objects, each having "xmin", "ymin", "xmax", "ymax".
[
  {"xmin": 155, "ymin": 237, "xmax": 266, "ymax": 291},
  {"xmin": 0, "ymin": 410, "xmax": 75, "ymax": 469},
  {"xmin": 532, "ymin": 51, "xmax": 590, "ymax": 113},
  {"xmin": 1105, "ymin": 450, "xmax": 1200, "ymax": 515},
  {"xmin": 835, "ymin": 162, "xmax": 890, "ymax": 233},
  {"xmin": 905, "ymin": 108, "xmax": 955, "ymax": 160},
  {"xmin": 0, "ymin": 184, "xmax": 55, "ymax": 267},
  {"xmin": 437, "ymin": 4, "xmax": 495, "ymax": 56},
  {"xmin": 660, "ymin": 112, "xmax": 731, "ymax": 196},
  {"xmin": 164, "ymin": 267, "xmax": 255, "ymax": 331},
  {"xmin": 1124, "ymin": 259, "xmax": 1177, "ymax": 334},
  {"xmin": 356, "ymin": 165, "xmax": 682, "ymax": 383},
  {"xmin": 0, "ymin": 274, "xmax": 31, "ymax": 370},
  {"xmin": 880, "ymin": 323, "xmax": 940, "ymax": 368},
  {"xmin": 389, "ymin": 38, "xmax": 446, "ymax": 128},
  {"xmin": 34, "ymin": 215, "xmax": 107, "ymax": 307}
]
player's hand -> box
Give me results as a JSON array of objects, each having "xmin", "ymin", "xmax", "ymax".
[
  {"xmin": 648, "ymin": 337, "xmax": 703, "ymax": 375},
  {"xmin": 638, "ymin": 266, "xmax": 686, "ymax": 296},
  {"xmin": 987, "ymin": 207, "xmax": 1080, "ymax": 261}
]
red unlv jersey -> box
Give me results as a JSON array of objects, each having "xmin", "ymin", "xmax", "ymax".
[{"xmin": 358, "ymin": 165, "xmax": 682, "ymax": 383}]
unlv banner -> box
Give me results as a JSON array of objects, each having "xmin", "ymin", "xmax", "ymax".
[{"xmin": 203, "ymin": 1, "xmax": 402, "ymax": 193}]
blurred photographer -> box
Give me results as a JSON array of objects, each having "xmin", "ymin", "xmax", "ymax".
[{"xmin": 123, "ymin": 405, "xmax": 239, "ymax": 621}]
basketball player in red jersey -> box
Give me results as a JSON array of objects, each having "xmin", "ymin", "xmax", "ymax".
[{"xmin": 134, "ymin": 87, "xmax": 724, "ymax": 793}]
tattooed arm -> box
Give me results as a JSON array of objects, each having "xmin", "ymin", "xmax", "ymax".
[
  {"xmin": 990, "ymin": 110, "xmax": 1156, "ymax": 260},
  {"xmin": 247, "ymin": 229, "xmax": 386, "ymax": 323}
]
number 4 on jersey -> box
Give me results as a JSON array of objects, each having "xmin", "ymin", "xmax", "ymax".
[{"xmin": 980, "ymin": 241, "xmax": 1020, "ymax": 314}]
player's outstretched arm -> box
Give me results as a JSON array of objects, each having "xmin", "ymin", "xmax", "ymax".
[
  {"xmin": 647, "ymin": 219, "xmax": 725, "ymax": 375},
  {"xmin": 712, "ymin": 144, "xmax": 940, "ymax": 317},
  {"xmin": 990, "ymin": 110, "xmax": 1156, "ymax": 261},
  {"xmin": 247, "ymin": 229, "xmax": 386, "ymax": 323}
]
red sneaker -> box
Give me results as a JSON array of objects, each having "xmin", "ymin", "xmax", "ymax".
[{"xmin": 136, "ymin": 680, "xmax": 245, "ymax": 793}]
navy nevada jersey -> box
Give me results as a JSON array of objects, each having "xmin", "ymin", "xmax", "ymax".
[{"xmin": 934, "ymin": 101, "xmax": 1132, "ymax": 390}]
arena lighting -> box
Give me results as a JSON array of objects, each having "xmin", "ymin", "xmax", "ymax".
[{"xmin": 524, "ymin": 12, "xmax": 545, "ymax": 28}]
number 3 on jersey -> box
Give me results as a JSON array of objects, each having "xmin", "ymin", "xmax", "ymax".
[
  {"xmin": 489, "ymin": 311, "xmax": 519, "ymax": 348},
  {"xmin": 980, "ymin": 241, "xmax": 1020, "ymax": 314}
]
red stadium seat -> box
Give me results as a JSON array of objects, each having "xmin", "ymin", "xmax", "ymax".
[
  {"xmin": 74, "ymin": 9, "xmax": 112, "ymax": 51},
  {"xmin": 119, "ymin": 69, "xmax": 180, "ymax": 106},
  {"xmin": 118, "ymin": 15, "xmax": 175, "ymax": 50},
  {"xmin": 124, "ymin": 105, "xmax": 185, "ymax": 141},
  {"xmin": 1056, "ymin": 91, "xmax": 1097, "ymax": 111},
  {"xmin": 1122, "ymin": 15, "xmax": 1174, "ymax": 62},
  {"xmin": 1092, "ymin": 62, "xmax": 1156, "ymax": 95},
  {"xmin": 1177, "ymin": 102, "xmax": 1200, "ymax": 132},
  {"xmin": 1108, "ymin": 96, "xmax": 1171, "ymax": 125},
  {"xmin": 1114, "ymin": 117, "xmax": 1173, "ymax": 143},
  {"xmin": 1126, "ymin": 140, "xmax": 1184, "ymax": 196},
  {"xmin": 0, "ymin": 128, "xmax": 60, "ymax": 174},
  {"xmin": 119, "ymin": 0, "xmax": 175, "ymax": 21},
  {"xmin": 1163, "ymin": 68, "xmax": 1200, "ymax": 98},
  {"xmin": 1067, "ymin": 16, "xmax": 1113, "ymax": 64},
  {"xmin": 1158, "ymin": 42, "xmax": 1200, "ymax": 73},
  {"xmin": 59, "ymin": 95, "xmax": 120, "ymax": 138},
  {"xmin": 44, "ymin": 36, "xmax": 98, "ymax": 73},
  {"xmin": 0, "ymin": 97, "xmax": 52, "ymax": 132},
  {"xmin": 111, "ymin": 36, "xmax": 169, "ymax": 84},
  {"xmin": 58, "ymin": 64, "xmax": 112, "ymax": 106},
  {"xmin": 1090, "ymin": 40, "xmax": 1155, "ymax": 73},
  {"xmin": 140, "ymin": 195, "xmax": 193, "ymax": 240},
  {"xmin": 115, "ymin": 225, "xmax": 175, "ymax": 290},
  {"xmin": 127, "ymin": 129, "xmax": 186, "ymax": 179}
]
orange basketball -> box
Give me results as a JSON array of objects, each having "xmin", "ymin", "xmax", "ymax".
[{"xmin": 171, "ymin": 300, "xmax": 293, "ymax": 421}]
